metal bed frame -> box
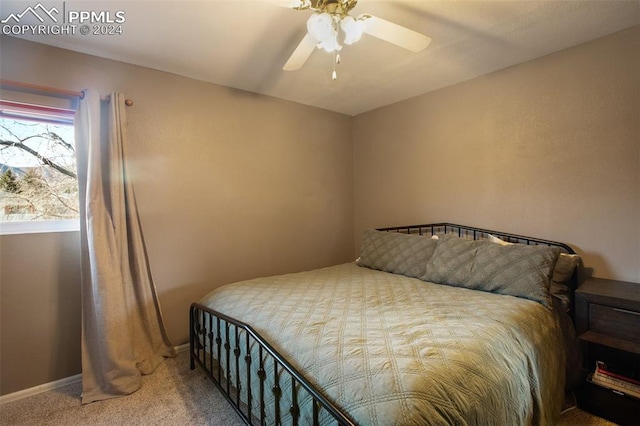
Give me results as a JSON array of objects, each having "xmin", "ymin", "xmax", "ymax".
[{"xmin": 190, "ymin": 222, "xmax": 577, "ymax": 425}]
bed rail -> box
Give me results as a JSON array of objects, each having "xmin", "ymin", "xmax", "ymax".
[{"xmin": 190, "ymin": 303, "xmax": 356, "ymax": 426}]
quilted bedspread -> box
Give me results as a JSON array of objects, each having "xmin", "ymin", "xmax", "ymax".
[{"xmin": 200, "ymin": 263, "xmax": 566, "ymax": 425}]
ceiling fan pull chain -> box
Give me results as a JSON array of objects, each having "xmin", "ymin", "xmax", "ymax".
[
  {"xmin": 333, "ymin": 17, "xmax": 341, "ymax": 80},
  {"xmin": 334, "ymin": 18, "xmax": 341, "ymax": 81},
  {"xmin": 332, "ymin": 51, "xmax": 338, "ymax": 80}
]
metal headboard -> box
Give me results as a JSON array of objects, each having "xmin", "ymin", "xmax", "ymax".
[{"xmin": 377, "ymin": 222, "xmax": 576, "ymax": 254}]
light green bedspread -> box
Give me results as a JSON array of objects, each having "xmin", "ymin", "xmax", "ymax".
[{"xmin": 200, "ymin": 263, "xmax": 566, "ymax": 425}]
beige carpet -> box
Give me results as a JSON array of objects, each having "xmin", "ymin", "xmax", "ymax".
[
  {"xmin": 557, "ymin": 407, "xmax": 617, "ymax": 426},
  {"xmin": 1, "ymin": 351, "xmax": 244, "ymax": 426},
  {"xmin": 1, "ymin": 350, "xmax": 617, "ymax": 425}
]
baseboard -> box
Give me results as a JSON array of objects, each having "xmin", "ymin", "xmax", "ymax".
[
  {"xmin": 0, "ymin": 373, "xmax": 82, "ymax": 405},
  {"xmin": 0, "ymin": 343, "xmax": 190, "ymax": 405},
  {"xmin": 174, "ymin": 342, "xmax": 190, "ymax": 353}
]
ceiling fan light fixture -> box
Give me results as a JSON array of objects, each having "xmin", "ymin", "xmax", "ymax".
[
  {"xmin": 307, "ymin": 12, "xmax": 342, "ymax": 52},
  {"xmin": 307, "ymin": 13, "xmax": 333, "ymax": 41},
  {"xmin": 340, "ymin": 16, "xmax": 364, "ymax": 45},
  {"xmin": 284, "ymin": 0, "xmax": 431, "ymax": 79}
]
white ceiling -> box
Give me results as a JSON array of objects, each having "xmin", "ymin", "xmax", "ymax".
[{"xmin": 3, "ymin": 0, "xmax": 639, "ymax": 116}]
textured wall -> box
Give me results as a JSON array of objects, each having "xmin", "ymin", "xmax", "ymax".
[
  {"xmin": 0, "ymin": 36, "xmax": 354, "ymax": 395},
  {"xmin": 0, "ymin": 232, "xmax": 82, "ymax": 395},
  {"xmin": 354, "ymin": 26, "xmax": 640, "ymax": 282}
]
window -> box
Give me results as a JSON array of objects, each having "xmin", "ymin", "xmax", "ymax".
[{"xmin": 0, "ymin": 100, "xmax": 78, "ymax": 234}]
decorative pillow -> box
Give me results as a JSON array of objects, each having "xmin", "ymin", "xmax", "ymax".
[
  {"xmin": 357, "ymin": 229, "xmax": 438, "ymax": 279},
  {"xmin": 551, "ymin": 253, "xmax": 580, "ymax": 312},
  {"xmin": 488, "ymin": 234, "xmax": 580, "ymax": 312},
  {"xmin": 422, "ymin": 235, "xmax": 561, "ymax": 308}
]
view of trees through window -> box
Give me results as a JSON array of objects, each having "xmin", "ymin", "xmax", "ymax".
[{"xmin": 0, "ymin": 115, "xmax": 78, "ymax": 222}]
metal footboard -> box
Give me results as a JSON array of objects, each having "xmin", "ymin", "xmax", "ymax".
[{"xmin": 190, "ymin": 303, "xmax": 355, "ymax": 426}]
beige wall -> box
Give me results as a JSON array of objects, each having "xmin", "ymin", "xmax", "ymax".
[
  {"xmin": 0, "ymin": 36, "xmax": 354, "ymax": 395},
  {"xmin": 0, "ymin": 231, "xmax": 82, "ymax": 395},
  {"xmin": 354, "ymin": 26, "xmax": 640, "ymax": 282}
]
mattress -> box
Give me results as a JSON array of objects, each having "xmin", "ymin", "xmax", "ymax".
[{"xmin": 200, "ymin": 262, "xmax": 567, "ymax": 425}]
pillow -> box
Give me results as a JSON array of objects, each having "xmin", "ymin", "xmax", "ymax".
[
  {"xmin": 488, "ymin": 234, "xmax": 580, "ymax": 312},
  {"xmin": 422, "ymin": 235, "xmax": 561, "ymax": 308},
  {"xmin": 357, "ymin": 229, "xmax": 438, "ymax": 279},
  {"xmin": 488, "ymin": 233, "xmax": 511, "ymax": 245},
  {"xmin": 551, "ymin": 253, "xmax": 580, "ymax": 312}
]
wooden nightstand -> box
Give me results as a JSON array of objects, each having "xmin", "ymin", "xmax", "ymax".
[{"xmin": 575, "ymin": 277, "xmax": 640, "ymax": 425}]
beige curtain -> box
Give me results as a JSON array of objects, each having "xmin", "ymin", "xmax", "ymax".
[{"xmin": 75, "ymin": 90, "xmax": 175, "ymax": 404}]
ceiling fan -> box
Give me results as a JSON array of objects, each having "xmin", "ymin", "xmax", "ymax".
[{"xmin": 282, "ymin": 0, "xmax": 432, "ymax": 79}]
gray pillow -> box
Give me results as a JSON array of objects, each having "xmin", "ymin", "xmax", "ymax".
[
  {"xmin": 422, "ymin": 235, "xmax": 560, "ymax": 308},
  {"xmin": 488, "ymin": 234, "xmax": 580, "ymax": 312},
  {"xmin": 357, "ymin": 229, "xmax": 438, "ymax": 279},
  {"xmin": 551, "ymin": 253, "xmax": 581, "ymax": 312}
]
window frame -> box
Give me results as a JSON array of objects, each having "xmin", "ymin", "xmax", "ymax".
[
  {"xmin": 0, "ymin": 219, "xmax": 80, "ymax": 235},
  {"xmin": 0, "ymin": 99, "xmax": 79, "ymax": 236}
]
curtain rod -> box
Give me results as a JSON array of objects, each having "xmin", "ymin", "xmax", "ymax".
[{"xmin": 0, "ymin": 79, "xmax": 134, "ymax": 106}]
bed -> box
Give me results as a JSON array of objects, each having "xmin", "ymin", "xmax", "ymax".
[{"xmin": 190, "ymin": 223, "xmax": 581, "ymax": 425}]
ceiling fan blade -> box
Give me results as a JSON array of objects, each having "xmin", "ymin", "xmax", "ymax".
[
  {"xmin": 283, "ymin": 33, "xmax": 317, "ymax": 71},
  {"xmin": 362, "ymin": 15, "xmax": 431, "ymax": 52}
]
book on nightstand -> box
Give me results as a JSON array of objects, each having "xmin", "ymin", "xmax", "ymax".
[{"xmin": 588, "ymin": 361, "xmax": 640, "ymax": 399}]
